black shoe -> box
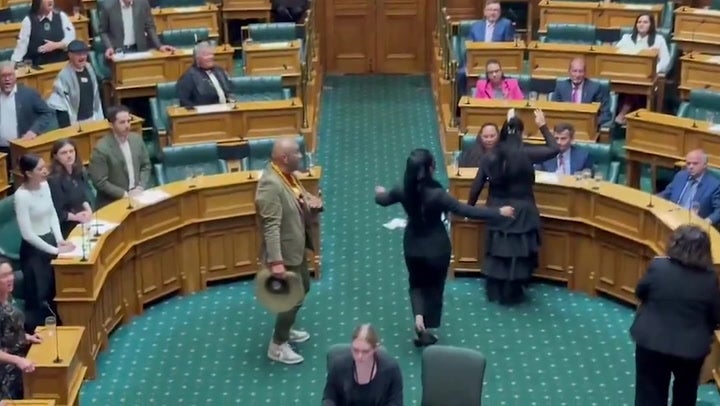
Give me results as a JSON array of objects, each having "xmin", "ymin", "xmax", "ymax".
[{"xmin": 413, "ymin": 330, "xmax": 438, "ymax": 347}]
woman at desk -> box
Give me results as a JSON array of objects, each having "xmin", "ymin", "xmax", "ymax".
[
  {"xmin": 630, "ymin": 225, "xmax": 720, "ymax": 406},
  {"xmin": 459, "ymin": 123, "xmax": 500, "ymax": 168},
  {"xmin": 47, "ymin": 139, "xmax": 93, "ymax": 239},
  {"xmin": 473, "ymin": 60, "xmax": 524, "ymax": 100},
  {"xmin": 0, "ymin": 256, "xmax": 43, "ymax": 400},
  {"xmin": 613, "ymin": 13, "xmax": 670, "ymax": 124},
  {"xmin": 10, "ymin": 0, "xmax": 76, "ymax": 66},
  {"xmin": 14, "ymin": 154, "xmax": 74, "ymax": 333}
]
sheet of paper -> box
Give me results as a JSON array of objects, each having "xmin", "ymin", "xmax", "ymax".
[
  {"xmin": 536, "ymin": 171, "xmax": 560, "ymax": 184},
  {"xmin": 617, "ymin": 47, "xmax": 642, "ymax": 55},
  {"xmin": 626, "ymin": 4, "xmax": 654, "ymax": 10},
  {"xmin": 175, "ymin": 6, "xmax": 204, "ymax": 12},
  {"xmin": 709, "ymin": 124, "xmax": 720, "ymax": 133},
  {"xmin": 57, "ymin": 236, "xmax": 97, "ymax": 259},
  {"xmin": 133, "ymin": 189, "xmax": 171, "ymax": 206},
  {"xmin": 82, "ymin": 219, "xmax": 119, "ymax": 236},
  {"xmin": 194, "ymin": 104, "xmax": 234, "ymax": 114},
  {"xmin": 708, "ymin": 56, "xmax": 720, "ymax": 64},
  {"xmin": 257, "ymin": 41, "xmax": 292, "ymax": 49},
  {"xmin": 113, "ymin": 51, "xmax": 153, "ymax": 61},
  {"xmin": 383, "ymin": 218, "xmax": 407, "ymax": 230}
]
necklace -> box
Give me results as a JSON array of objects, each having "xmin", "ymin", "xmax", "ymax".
[
  {"xmin": 270, "ymin": 163, "xmax": 302, "ymax": 198},
  {"xmin": 353, "ymin": 356, "xmax": 377, "ymax": 384}
]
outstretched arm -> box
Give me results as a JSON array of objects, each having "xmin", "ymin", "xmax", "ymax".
[
  {"xmin": 375, "ymin": 186, "xmax": 402, "ymax": 207},
  {"xmin": 437, "ymin": 189, "xmax": 504, "ymax": 220},
  {"xmin": 467, "ymin": 166, "xmax": 487, "ymax": 207},
  {"xmin": 527, "ymin": 124, "xmax": 561, "ymax": 164}
]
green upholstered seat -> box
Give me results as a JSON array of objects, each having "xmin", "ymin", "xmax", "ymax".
[
  {"xmin": 247, "ymin": 23, "xmax": 299, "ymax": 42},
  {"xmin": 0, "ymin": 48, "xmax": 13, "ymax": 62},
  {"xmin": 153, "ymin": 142, "xmax": 229, "ymax": 185},
  {"xmin": 230, "ymin": 75, "xmax": 291, "ymax": 101},
  {"xmin": 149, "ymin": 82, "xmax": 178, "ymax": 136},
  {"xmin": 89, "ymin": 37, "xmax": 111, "ymax": 82},
  {"xmin": 422, "ymin": 345, "xmax": 486, "ymax": 406},
  {"xmin": 573, "ymin": 142, "xmax": 620, "ymax": 183},
  {"xmin": 0, "ymin": 197, "xmax": 20, "ymax": 261},
  {"xmin": 9, "ymin": 4, "xmax": 30, "ymax": 23},
  {"xmin": 160, "ymin": 28, "xmax": 211, "ymax": 49},
  {"xmin": 677, "ymin": 89, "xmax": 720, "ymax": 121},
  {"xmin": 450, "ymin": 20, "xmax": 482, "ymax": 67},
  {"xmin": 540, "ymin": 24, "xmax": 599, "ymax": 45},
  {"xmin": 711, "ymin": 0, "xmax": 720, "ymax": 10},
  {"xmin": 244, "ymin": 135, "xmax": 307, "ymax": 170},
  {"xmin": 549, "ymin": 77, "xmax": 618, "ymax": 131},
  {"xmin": 157, "ymin": 0, "xmax": 205, "ymax": 7}
]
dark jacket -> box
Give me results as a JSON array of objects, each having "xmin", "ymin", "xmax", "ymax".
[
  {"xmin": 322, "ymin": 350, "xmax": 403, "ymax": 406},
  {"xmin": 14, "ymin": 84, "xmax": 55, "ymax": 136},
  {"xmin": 176, "ymin": 65, "xmax": 234, "ymax": 108},
  {"xmin": 630, "ymin": 256, "xmax": 720, "ymax": 359}
]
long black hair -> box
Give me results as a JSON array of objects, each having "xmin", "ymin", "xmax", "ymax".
[
  {"xmin": 402, "ymin": 148, "xmax": 442, "ymax": 218},
  {"xmin": 483, "ymin": 116, "xmax": 525, "ymax": 182}
]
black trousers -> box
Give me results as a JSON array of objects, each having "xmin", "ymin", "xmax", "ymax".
[
  {"xmin": 634, "ymin": 345, "xmax": 705, "ymax": 406},
  {"xmin": 20, "ymin": 234, "xmax": 60, "ymax": 333},
  {"xmin": 274, "ymin": 5, "xmax": 305, "ymax": 23},
  {"xmin": 55, "ymin": 110, "xmax": 71, "ymax": 129},
  {"xmin": 404, "ymin": 255, "xmax": 450, "ymax": 329}
]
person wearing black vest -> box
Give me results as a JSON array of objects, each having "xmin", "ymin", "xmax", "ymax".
[
  {"xmin": 176, "ymin": 42, "xmax": 235, "ymax": 108},
  {"xmin": 10, "ymin": 0, "xmax": 75, "ymax": 66}
]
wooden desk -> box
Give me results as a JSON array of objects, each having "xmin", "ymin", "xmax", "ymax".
[
  {"xmin": 538, "ymin": 1, "xmax": 663, "ymax": 33},
  {"xmin": 8, "ymin": 116, "xmax": 144, "ymax": 178},
  {"xmin": 167, "ymin": 99, "xmax": 303, "ymax": 144},
  {"xmin": 679, "ymin": 53, "xmax": 720, "ymax": 99},
  {"xmin": 0, "ymin": 153, "xmax": 8, "ymax": 198},
  {"xmin": 673, "ymin": 7, "xmax": 720, "ymax": 54},
  {"xmin": 111, "ymin": 46, "xmax": 234, "ymax": 102},
  {"xmin": 527, "ymin": 42, "xmax": 657, "ymax": 105},
  {"xmin": 243, "ymin": 39, "xmax": 302, "ymax": 92},
  {"xmin": 0, "ymin": 14, "xmax": 89, "ymax": 49},
  {"xmin": 24, "ymin": 326, "xmax": 90, "ymax": 406},
  {"xmin": 152, "ymin": 5, "xmax": 220, "ymax": 38},
  {"xmin": 625, "ymin": 109, "xmax": 720, "ymax": 189},
  {"xmin": 51, "ymin": 170, "xmax": 322, "ymax": 373},
  {"xmin": 16, "ymin": 62, "xmax": 65, "ymax": 100},
  {"xmin": 464, "ymin": 41, "xmax": 525, "ymax": 78},
  {"xmin": 221, "ymin": 0, "xmax": 272, "ymax": 45},
  {"xmin": 0, "ymin": 401, "xmax": 56, "ymax": 405},
  {"xmin": 457, "ymin": 97, "xmax": 599, "ymax": 146}
]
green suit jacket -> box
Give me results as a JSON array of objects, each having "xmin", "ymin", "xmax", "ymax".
[
  {"xmin": 255, "ymin": 165, "xmax": 316, "ymax": 267},
  {"xmin": 88, "ymin": 132, "xmax": 152, "ymax": 209}
]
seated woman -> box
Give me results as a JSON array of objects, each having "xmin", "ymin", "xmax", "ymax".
[
  {"xmin": 459, "ymin": 123, "xmax": 499, "ymax": 168},
  {"xmin": 0, "ymin": 256, "xmax": 43, "ymax": 400},
  {"xmin": 47, "ymin": 139, "xmax": 93, "ymax": 239},
  {"xmin": 473, "ymin": 59, "xmax": 524, "ymax": 100},
  {"xmin": 614, "ymin": 13, "xmax": 670, "ymax": 124},
  {"xmin": 14, "ymin": 154, "xmax": 74, "ymax": 332},
  {"xmin": 322, "ymin": 324, "xmax": 403, "ymax": 406}
]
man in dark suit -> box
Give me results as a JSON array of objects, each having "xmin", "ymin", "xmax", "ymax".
[
  {"xmin": 550, "ymin": 57, "xmax": 612, "ymax": 125},
  {"xmin": 0, "ymin": 61, "xmax": 54, "ymax": 172},
  {"xmin": 176, "ymin": 42, "xmax": 234, "ymax": 108},
  {"xmin": 536, "ymin": 123, "xmax": 593, "ymax": 175},
  {"xmin": 468, "ymin": 0, "xmax": 515, "ymax": 42},
  {"xmin": 658, "ymin": 149, "xmax": 720, "ymax": 225},
  {"xmin": 88, "ymin": 105, "xmax": 152, "ymax": 209},
  {"xmin": 98, "ymin": 0, "xmax": 174, "ymax": 59}
]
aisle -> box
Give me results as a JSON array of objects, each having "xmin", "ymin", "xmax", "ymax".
[{"xmin": 78, "ymin": 76, "xmax": 719, "ymax": 405}]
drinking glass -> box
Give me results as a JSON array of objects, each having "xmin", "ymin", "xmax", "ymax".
[
  {"xmin": 195, "ymin": 169, "xmax": 205, "ymax": 186},
  {"xmin": 573, "ymin": 171, "xmax": 583, "ymax": 181},
  {"xmin": 691, "ymin": 201, "xmax": 701, "ymax": 215},
  {"xmin": 528, "ymin": 91, "xmax": 539, "ymax": 102},
  {"xmin": 306, "ymin": 152, "xmax": 315, "ymax": 173},
  {"xmin": 186, "ymin": 167, "xmax": 197, "ymax": 188},
  {"xmin": 451, "ymin": 151, "xmax": 460, "ymax": 174},
  {"xmin": 45, "ymin": 316, "xmax": 57, "ymax": 339},
  {"xmin": 582, "ymin": 168, "xmax": 592, "ymax": 187},
  {"xmin": 592, "ymin": 172, "xmax": 603, "ymax": 190},
  {"xmin": 707, "ymin": 112, "xmax": 716, "ymax": 126},
  {"xmin": 23, "ymin": 59, "xmax": 32, "ymax": 73},
  {"xmin": 514, "ymin": 33, "xmax": 522, "ymax": 47}
]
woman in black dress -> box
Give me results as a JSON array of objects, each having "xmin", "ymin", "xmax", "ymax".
[
  {"xmin": 46, "ymin": 139, "xmax": 93, "ymax": 239},
  {"xmin": 467, "ymin": 109, "xmax": 559, "ymax": 305},
  {"xmin": 375, "ymin": 148, "xmax": 514, "ymax": 345}
]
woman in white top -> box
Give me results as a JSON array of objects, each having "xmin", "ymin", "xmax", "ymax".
[
  {"xmin": 14, "ymin": 154, "xmax": 74, "ymax": 332},
  {"xmin": 614, "ymin": 13, "xmax": 671, "ymax": 124}
]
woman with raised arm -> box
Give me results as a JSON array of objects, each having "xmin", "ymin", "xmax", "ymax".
[
  {"xmin": 467, "ymin": 109, "xmax": 560, "ymax": 305},
  {"xmin": 375, "ymin": 148, "xmax": 515, "ymax": 346}
]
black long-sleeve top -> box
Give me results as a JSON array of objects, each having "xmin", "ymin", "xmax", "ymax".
[
  {"xmin": 47, "ymin": 170, "xmax": 92, "ymax": 239},
  {"xmin": 322, "ymin": 350, "xmax": 403, "ymax": 406}
]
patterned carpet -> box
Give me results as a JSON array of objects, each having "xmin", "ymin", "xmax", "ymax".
[{"xmin": 79, "ymin": 75, "xmax": 720, "ymax": 405}]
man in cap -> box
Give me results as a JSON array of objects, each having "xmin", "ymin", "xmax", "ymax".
[
  {"xmin": 255, "ymin": 136, "xmax": 322, "ymax": 365},
  {"xmin": 47, "ymin": 40, "xmax": 104, "ymax": 128}
]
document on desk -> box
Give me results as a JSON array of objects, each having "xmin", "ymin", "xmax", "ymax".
[
  {"xmin": 625, "ymin": 4, "xmax": 655, "ymax": 10},
  {"xmin": 617, "ymin": 47, "xmax": 642, "ymax": 55},
  {"xmin": 194, "ymin": 104, "xmax": 234, "ymax": 114},
  {"xmin": 709, "ymin": 124, "xmax": 720, "ymax": 133},
  {"xmin": 257, "ymin": 42, "xmax": 292, "ymax": 49},
  {"xmin": 82, "ymin": 219, "xmax": 119, "ymax": 236},
  {"xmin": 134, "ymin": 189, "xmax": 171, "ymax": 205},
  {"xmin": 58, "ymin": 236, "xmax": 97, "ymax": 259},
  {"xmin": 113, "ymin": 51, "xmax": 154, "ymax": 61},
  {"xmin": 174, "ymin": 6, "xmax": 204, "ymax": 11},
  {"xmin": 708, "ymin": 56, "xmax": 720, "ymax": 64},
  {"xmin": 536, "ymin": 172, "xmax": 560, "ymax": 184}
]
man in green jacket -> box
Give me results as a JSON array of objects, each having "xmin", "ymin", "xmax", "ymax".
[
  {"xmin": 256, "ymin": 136, "xmax": 322, "ymax": 365},
  {"xmin": 88, "ymin": 105, "xmax": 152, "ymax": 209}
]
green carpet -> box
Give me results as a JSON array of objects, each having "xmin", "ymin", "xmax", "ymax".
[{"xmin": 79, "ymin": 75, "xmax": 720, "ymax": 405}]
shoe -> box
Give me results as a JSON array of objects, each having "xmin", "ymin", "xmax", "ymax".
[
  {"xmin": 413, "ymin": 330, "xmax": 438, "ymax": 347},
  {"xmin": 289, "ymin": 329, "xmax": 310, "ymax": 343},
  {"xmin": 268, "ymin": 342, "xmax": 304, "ymax": 364}
]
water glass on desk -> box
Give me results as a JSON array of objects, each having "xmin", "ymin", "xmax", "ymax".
[
  {"xmin": 582, "ymin": 168, "xmax": 592, "ymax": 187},
  {"xmin": 186, "ymin": 167, "xmax": 197, "ymax": 188},
  {"xmin": 707, "ymin": 112, "xmax": 716, "ymax": 126},
  {"xmin": 306, "ymin": 152, "xmax": 315, "ymax": 175},
  {"xmin": 592, "ymin": 172, "xmax": 603, "ymax": 190},
  {"xmin": 44, "ymin": 316, "xmax": 57, "ymax": 339}
]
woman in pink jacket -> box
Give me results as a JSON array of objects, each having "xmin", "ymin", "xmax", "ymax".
[{"xmin": 473, "ymin": 59, "xmax": 525, "ymax": 100}]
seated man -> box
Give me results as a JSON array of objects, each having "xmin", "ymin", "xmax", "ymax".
[
  {"xmin": 0, "ymin": 61, "xmax": 54, "ymax": 172},
  {"xmin": 99, "ymin": 0, "xmax": 174, "ymax": 59},
  {"xmin": 88, "ymin": 105, "xmax": 152, "ymax": 209},
  {"xmin": 551, "ymin": 57, "xmax": 612, "ymax": 126},
  {"xmin": 46, "ymin": 40, "xmax": 104, "ymax": 128},
  {"xmin": 536, "ymin": 123, "xmax": 593, "ymax": 175},
  {"xmin": 176, "ymin": 42, "xmax": 234, "ymax": 108},
  {"xmin": 658, "ymin": 149, "xmax": 720, "ymax": 225},
  {"xmin": 468, "ymin": 0, "xmax": 515, "ymax": 42}
]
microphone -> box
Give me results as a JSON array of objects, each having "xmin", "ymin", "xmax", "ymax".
[
  {"xmin": 646, "ymin": 193, "xmax": 654, "ymax": 208},
  {"xmin": 91, "ymin": 209, "xmax": 101, "ymax": 241},
  {"xmin": 688, "ymin": 20, "xmax": 706, "ymax": 59},
  {"xmin": 126, "ymin": 189, "xmax": 134, "ymax": 209},
  {"xmin": 44, "ymin": 303, "xmax": 62, "ymax": 364},
  {"xmin": 80, "ymin": 224, "xmax": 87, "ymax": 262}
]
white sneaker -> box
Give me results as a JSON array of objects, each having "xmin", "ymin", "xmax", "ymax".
[
  {"xmin": 289, "ymin": 329, "xmax": 310, "ymax": 343},
  {"xmin": 268, "ymin": 342, "xmax": 304, "ymax": 364}
]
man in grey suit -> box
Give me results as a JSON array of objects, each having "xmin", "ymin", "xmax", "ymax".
[
  {"xmin": 0, "ymin": 61, "xmax": 54, "ymax": 172},
  {"xmin": 88, "ymin": 105, "xmax": 152, "ymax": 209},
  {"xmin": 255, "ymin": 137, "xmax": 322, "ymax": 365},
  {"xmin": 98, "ymin": 0, "xmax": 174, "ymax": 59}
]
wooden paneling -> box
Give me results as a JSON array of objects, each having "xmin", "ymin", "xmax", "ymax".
[
  {"xmin": 326, "ymin": 0, "xmax": 374, "ymax": 73},
  {"xmin": 376, "ymin": 0, "xmax": 426, "ymax": 73}
]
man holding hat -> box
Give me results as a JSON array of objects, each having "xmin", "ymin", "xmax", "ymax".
[
  {"xmin": 256, "ymin": 136, "xmax": 323, "ymax": 365},
  {"xmin": 46, "ymin": 40, "xmax": 104, "ymax": 128}
]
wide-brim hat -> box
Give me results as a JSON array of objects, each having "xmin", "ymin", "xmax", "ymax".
[{"xmin": 255, "ymin": 267, "xmax": 304, "ymax": 313}]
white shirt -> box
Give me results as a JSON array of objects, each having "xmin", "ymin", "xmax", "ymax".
[
  {"xmin": 14, "ymin": 181, "xmax": 63, "ymax": 255},
  {"xmin": 616, "ymin": 33, "xmax": 671, "ymax": 74},
  {"xmin": 121, "ymin": 3, "xmax": 136, "ymax": 47},
  {"xmin": 484, "ymin": 22, "xmax": 495, "ymax": 43},
  {"xmin": 11, "ymin": 11, "xmax": 76, "ymax": 63},
  {"xmin": 0, "ymin": 86, "xmax": 18, "ymax": 146},
  {"xmin": 206, "ymin": 71, "xmax": 227, "ymax": 104},
  {"xmin": 116, "ymin": 135, "xmax": 135, "ymax": 189}
]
